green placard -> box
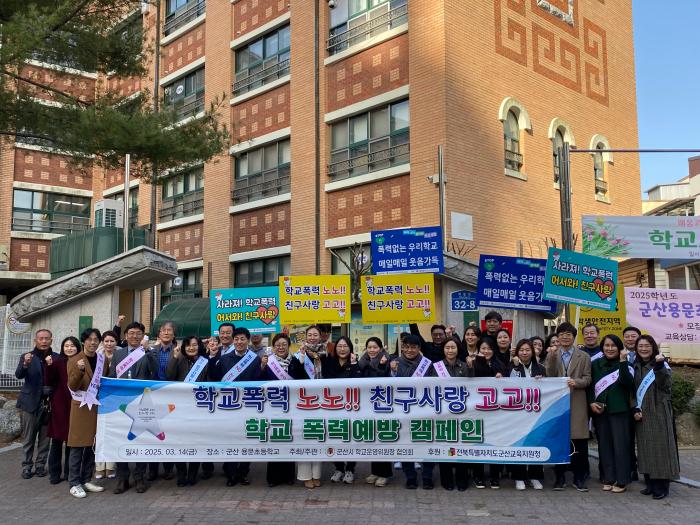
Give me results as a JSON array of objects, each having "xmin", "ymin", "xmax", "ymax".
[{"xmin": 78, "ymin": 316, "xmax": 94, "ymax": 336}]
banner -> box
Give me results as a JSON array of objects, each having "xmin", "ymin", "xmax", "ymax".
[
  {"xmin": 279, "ymin": 275, "xmax": 351, "ymax": 324},
  {"xmin": 210, "ymin": 287, "xmax": 279, "ymax": 335},
  {"xmin": 543, "ymin": 248, "xmax": 618, "ymax": 311},
  {"xmin": 371, "ymin": 226, "xmax": 444, "ymax": 274},
  {"xmin": 361, "ymin": 274, "xmax": 436, "ymax": 324},
  {"xmin": 582, "ymin": 215, "xmax": 700, "ymax": 259},
  {"xmin": 477, "ymin": 255, "xmax": 555, "ymax": 312},
  {"xmin": 625, "ymin": 287, "xmax": 700, "ymax": 344},
  {"xmin": 576, "ymin": 285, "xmax": 627, "ymax": 344},
  {"xmin": 95, "ymin": 376, "xmax": 571, "ymax": 464}
]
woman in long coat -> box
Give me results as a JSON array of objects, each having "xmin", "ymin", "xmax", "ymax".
[{"xmin": 632, "ymin": 335, "xmax": 679, "ymax": 500}]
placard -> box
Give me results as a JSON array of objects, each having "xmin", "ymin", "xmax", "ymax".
[
  {"xmin": 477, "ymin": 255, "xmax": 555, "ymax": 312},
  {"xmin": 279, "ymin": 275, "xmax": 351, "ymax": 324},
  {"xmin": 361, "ymin": 274, "xmax": 436, "ymax": 324},
  {"xmin": 625, "ymin": 287, "xmax": 700, "ymax": 344},
  {"xmin": 371, "ymin": 226, "xmax": 444, "ymax": 274},
  {"xmin": 210, "ymin": 287, "xmax": 279, "ymax": 335}
]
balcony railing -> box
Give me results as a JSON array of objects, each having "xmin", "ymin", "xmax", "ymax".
[
  {"xmin": 232, "ymin": 165, "xmax": 290, "ymax": 205},
  {"xmin": 233, "ymin": 58, "xmax": 290, "ymax": 97},
  {"xmin": 169, "ymin": 91, "xmax": 204, "ymax": 121},
  {"xmin": 504, "ymin": 148, "xmax": 523, "ymax": 171},
  {"xmin": 12, "ymin": 216, "xmax": 90, "ymax": 235},
  {"xmin": 164, "ymin": 0, "xmax": 205, "ymax": 36},
  {"xmin": 161, "ymin": 287, "xmax": 202, "ymax": 307},
  {"xmin": 595, "ymin": 178, "xmax": 609, "ymax": 195},
  {"xmin": 328, "ymin": 134, "xmax": 410, "ymax": 181},
  {"xmin": 328, "ymin": 0, "xmax": 408, "ymax": 56},
  {"xmin": 159, "ymin": 193, "xmax": 204, "ymax": 222}
]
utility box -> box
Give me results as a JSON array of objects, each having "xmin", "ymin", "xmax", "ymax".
[{"xmin": 94, "ymin": 199, "xmax": 124, "ymax": 228}]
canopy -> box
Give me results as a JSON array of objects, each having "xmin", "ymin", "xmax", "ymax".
[{"xmin": 152, "ymin": 298, "xmax": 210, "ymax": 339}]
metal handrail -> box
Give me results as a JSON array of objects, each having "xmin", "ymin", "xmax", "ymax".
[
  {"xmin": 327, "ymin": 2, "xmax": 408, "ymax": 55},
  {"xmin": 11, "ymin": 216, "xmax": 90, "ymax": 234},
  {"xmin": 232, "ymin": 169, "xmax": 291, "ymax": 204},
  {"xmin": 504, "ymin": 148, "xmax": 523, "ymax": 169},
  {"xmin": 172, "ymin": 92, "xmax": 204, "ymax": 121},
  {"xmin": 159, "ymin": 196, "xmax": 204, "ymax": 221},
  {"xmin": 164, "ymin": 0, "xmax": 206, "ymax": 36},
  {"xmin": 233, "ymin": 59, "xmax": 290, "ymax": 96},
  {"xmin": 328, "ymin": 140, "xmax": 409, "ymax": 180}
]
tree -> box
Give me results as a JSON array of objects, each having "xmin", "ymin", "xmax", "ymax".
[
  {"xmin": 0, "ymin": 0, "xmax": 228, "ymax": 177},
  {"xmin": 329, "ymin": 243, "xmax": 372, "ymax": 303}
]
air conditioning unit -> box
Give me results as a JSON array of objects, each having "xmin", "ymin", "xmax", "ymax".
[{"xmin": 94, "ymin": 199, "xmax": 124, "ymax": 228}]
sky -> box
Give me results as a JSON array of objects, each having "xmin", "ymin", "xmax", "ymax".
[{"xmin": 633, "ymin": 0, "xmax": 700, "ymax": 194}]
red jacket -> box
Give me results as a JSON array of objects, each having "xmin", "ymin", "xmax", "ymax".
[{"xmin": 44, "ymin": 357, "xmax": 72, "ymax": 441}]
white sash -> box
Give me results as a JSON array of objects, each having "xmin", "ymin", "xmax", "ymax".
[
  {"xmin": 635, "ymin": 361, "xmax": 671, "ymax": 409},
  {"xmin": 432, "ymin": 361, "xmax": 450, "ymax": 378},
  {"xmin": 591, "ymin": 351, "xmax": 604, "ymax": 362},
  {"xmin": 221, "ymin": 344, "xmax": 235, "ymax": 356},
  {"xmin": 116, "ymin": 346, "xmax": 146, "ymax": 378},
  {"xmin": 81, "ymin": 352, "xmax": 105, "ymax": 409},
  {"xmin": 184, "ymin": 356, "xmax": 208, "ymax": 383},
  {"xmin": 69, "ymin": 389, "xmax": 86, "ymax": 402},
  {"xmin": 295, "ymin": 351, "xmax": 316, "ymax": 379},
  {"xmin": 412, "ymin": 356, "xmax": 432, "ymax": 378},
  {"xmin": 267, "ymin": 355, "xmax": 292, "ymax": 380},
  {"xmin": 594, "ymin": 369, "xmax": 620, "ymax": 398},
  {"xmin": 221, "ymin": 351, "xmax": 256, "ymax": 382}
]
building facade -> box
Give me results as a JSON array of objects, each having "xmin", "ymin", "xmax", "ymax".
[{"xmin": 0, "ymin": 0, "xmax": 642, "ymax": 330}]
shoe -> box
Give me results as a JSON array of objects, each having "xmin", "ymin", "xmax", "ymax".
[
  {"xmin": 422, "ymin": 479, "xmax": 434, "ymax": 490},
  {"xmin": 474, "ymin": 479, "xmax": 486, "ymax": 489},
  {"xmin": 237, "ymin": 475, "xmax": 250, "ymax": 486},
  {"xmin": 457, "ymin": 484, "xmax": 468, "ymax": 492},
  {"xmin": 83, "ymin": 482, "xmax": 104, "ymax": 493},
  {"xmin": 366, "ymin": 474, "xmax": 379, "ymax": 484},
  {"xmin": 95, "ymin": 471, "xmax": 105, "ymax": 480},
  {"xmin": 162, "ymin": 470, "xmax": 174, "ymax": 481},
  {"xmin": 652, "ymin": 492, "xmax": 668, "ymax": 500},
  {"xmin": 304, "ymin": 480, "xmax": 315, "ymax": 489},
  {"xmin": 443, "ymin": 484, "xmax": 454, "ymax": 491},
  {"xmin": 106, "ymin": 470, "xmax": 116, "ymax": 479},
  {"xmin": 405, "ymin": 480, "xmax": 417, "ymax": 490},
  {"xmin": 374, "ymin": 477, "xmax": 388, "ymax": 487},
  {"xmin": 640, "ymin": 487, "xmax": 653, "ymax": 496},
  {"xmin": 602, "ymin": 484, "xmax": 613, "ymax": 491},
  {"xmin": 21, "ymin": 468, "xmax": 33, "ymax": 480},
  {"xmin": 553, "ymin": 477, "xmax": 566, "ymax": 491},
  {"xmin": 515, "ymin": 480, "xmax": 526, "ymax": 491},
  {"xmin": 177, "ymin": 480, "xmax": 187, "ymax": 487},
  {"xmin": 188, "ymin": 478, "xmax": 198, "ymax": 486},
  {"xmin": 135, "ymin": 479, "xmax": 147, "ymax": 493},
  {"xmin": 611, "ymin": 484, "xmax": 626, "ymax": 493},
  {"xmin": 574, "ymin": 480, "xmax": 588, "ymax": 492},
  {"xmin": 50, "ymin": 478, "xmax": 62, "ymax": 485},
  {"xmin": 69, "ymin": 485, "xmax": 87, "ymax": 499},
  {"xmin": 312, "ymin": 479, "xmax": 321, "ymax": 487},
  {"xmin": 226, "ymin": 477, "xmax": 237, "ymax": 487},
  {"xmin": 530, "ymin": 479, "xmax": 543, "ymax": 490},
  {"xmin": 146, "ymin": 471, "xmax": 158, "ymax": 482},
  {"xmin": 114, "ymin": 479, "xmax": 129, "ymax": 494},
  {"xmin": 490, "ymin": 480, "xmax": 500, "ymax": 489},
  {"xmin": 201, "ymin": 471, "xmax": 212, "ymax": 480},
  {"xmin": 331, "ymin": 470, "xmax": 344, "ymax": 483},
  {"xmin": 343, "ymin": 471, "xmax": 354, "ymax": 484},
  {"xmin": 34, "ymin": 467, "xmax": 47, "ymax": 478}
]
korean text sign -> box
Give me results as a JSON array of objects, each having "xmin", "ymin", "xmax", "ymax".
[
  {"xmin": 279, "ymin": 275, "xmax": 351, "ymax": 324},
  {"xmin": 477, "ymin": 255, "xmax": 555, "ymax": 312},
  {"xmin": 451, "ymin": 290, "xmax": 478, "ymax": 312},
  {"xmin": 543, "ymin": 248, "xmax": 618, "ymax": 311},
  {"xmin": 582, "ymin": 215, "xmax": 700, "ymax": 259},
  {"xmin": 210, "ymin": 287, "xmax": 279, "ymax": 335},
  {"xmin": 625, "ymin": 287, "xmax": 700, "ymax": 344},
  {"xmin": 576, "ymin": 285, "xmax": 626, "ymax": 345},
  {"xmin": 361, "ymin": 274, "xmax": 436, "ymax": 324},
  {"xmin": 371, "ymin": 226, "xmax": 444, "ymax": 274},
  {"xmin": 95, "ymin": 376, "xmax": 570, "ymax": 464}
]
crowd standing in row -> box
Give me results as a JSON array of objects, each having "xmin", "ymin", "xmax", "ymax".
[{"xmin": 15, "ymin": 311, "xmax": 679, "ymax": 500}]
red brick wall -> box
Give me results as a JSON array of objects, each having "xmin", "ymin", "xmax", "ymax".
[
  {"xmin": 159, "ymin": 222, "xmax": 203, "ymax": 261},
  {"xmin": 14, "ymin": 147, "xmax": 92, "ymax": 190},
  {"xmin": 232, "ymin": 84, "xmax": 290, "ymax": 142},
  {"xmin": 231, "ymin": 202, "xmax": 290, "ymax": 253},
  {"xmin": 106, "ymin": 74, "xmax": 143, "ymax": 98},
  {"xmin": 233, "ymin": 0, "xmax": 289, "ymax": 39},
  {"xmin": 19, "ymin": 64, "xmax": 95, "ymax": 104},
  {"xmin": 326, "ymin": 33, "xmax": 409, "ymax": 113},
  {"xmin": 10, "ymin": 238, "xmax": 50, "ymax": 273},
  {"xmin": 162, "ymin": 24, "xmax": 205, "ymax": 77},
  {"xmin": 327, "ymin": 175, "xmax": 410, "ymax": 239},
  {"xmin": 689, "ymin": 157, "xmax": 700, "ymax": 178}
]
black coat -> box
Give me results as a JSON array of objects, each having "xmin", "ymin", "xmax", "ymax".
[
  {"xmin": 320, "ymin": 356, "xmax": 362, "ymax": 379},
  {"xmin": 470, "ymin": 355, "xmax": 506, "ymax": 378},
  {"xmin": 212, "ymin": 351, "xmax": 261, "ymax": 382},
  {"xmin": 165, "ymin": 353, "xmax": 209, "ymax": 382},
  {"xmin": 409, "ymin": 323, "xmax": 445, "ymax": 363},
  {"xmin": 507, "ymin": 359, "xmax": 546, "ymax": 378},
  {"xmin": 15, "ymin": 348, "xmax": 58, "ymax": 413}
]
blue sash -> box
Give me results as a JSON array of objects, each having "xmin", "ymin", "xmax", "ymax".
[
  {"xmin": 636, "ymin": 362, "xmax": 671, "ymax": 409},
  {"xmin": 295, "ymin": 351, "xmax": 316, "ymax": 379},
  {"xmin": 184, "ymin": 356, "xmax": 208, "ymax": 383},
  {"xmin": 221, "ymin": 351, "xmax": 256, "ymax": 382}
]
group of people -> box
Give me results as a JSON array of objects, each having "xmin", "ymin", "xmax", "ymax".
[{"xmin": 15, "ymin": 311, "xmax": 679, "ymax": 500}]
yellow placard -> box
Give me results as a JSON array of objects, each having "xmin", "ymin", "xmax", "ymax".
[
  {"xmin": 361, "ymin": 274, "xmax": 435, "ymax": 324},
  {"xmin": 279, "ymin": 275, "xmax": 351, "ymax": 324},
  {"xmin": 576, "ymin": 284, "xmax": 627, "ymax": 343}
]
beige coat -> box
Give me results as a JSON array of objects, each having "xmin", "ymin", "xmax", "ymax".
[
  {"xmin": 67, "ymin": 351, "xmax": 106, "ymax": 447},
  {"xmin": 545, "ymin": 347, "xmax": 592, "ymax": 440}
]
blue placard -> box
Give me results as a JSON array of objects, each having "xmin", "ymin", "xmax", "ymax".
[
  {"xmin": 477, "ymin": 255, "xmax": 556, "ymax": 313},
  {"xmin": 543, "ymin": 248, "xmax": 618, "ymax": 311},
  {"xmin": 210, "ymin": 286, "xmax": 280, "ymax": 335},
  {"xmin": 451, "ymin": 290, "xmax": 478, "ymax": 312},
  {"xmin": 371, "ymin": 226, "xmax": 444, "ymax": 275}
]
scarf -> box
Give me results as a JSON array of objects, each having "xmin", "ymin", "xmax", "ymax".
[{"xmin": 275, "ymin": 353, "xmax": 293, "ymax": 372}]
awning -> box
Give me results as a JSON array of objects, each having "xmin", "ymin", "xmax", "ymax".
[{"xmin": 152, "ymin": 298, "xmax": 210, "ymax": 339}]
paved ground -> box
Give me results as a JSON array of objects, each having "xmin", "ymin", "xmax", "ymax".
[{"xmin": 0, "ymin": 446, "xmax": 698, "ymax": 525}]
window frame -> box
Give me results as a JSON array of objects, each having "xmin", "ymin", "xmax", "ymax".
[
  {"xmin": 235, "ymin": 25, "xmax": 291, "ymax": 75},
  {"xmin": 234, "ymin": 256, "xmax": 291, "ymax": 288},
  {"xmin": 234, "ymin": 140, "xmax": 290, "ymax": 181},
  {"xmin": 12, "ymin": 189, "xmax": 91, "ymax": 233}
]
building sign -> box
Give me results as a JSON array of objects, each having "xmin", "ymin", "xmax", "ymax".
[
  {"xmin": 279, "ymin": 275, "xmax": 351, "ymax": 324},
  {"xmin": 361, "ymin": 274, "xmax": 436, "ymax": 324},
  {"xmin": 582, "ymin": 215, "xmax": 700, "ymax": 259},
  {"xmin": 477, "ymin": 255, "xmax": 555, "ymax": 312},
  {"xmin": 625, "ymin": 287, "xmax": 700, "ymax": 344},
  {"xmin": 371, "ymin": 226, "xmax": 444, "ymax": 275},
  {"xmin": 543, "ymin": 248, "xmax": 618, "ymax": 311},
  {"xmin": 210, "ymin": 287, "xmax": 279, "ymax": 335},
  {"xmin": 451, "ymin": 290, "xmax": 478, "ymax": 312}
]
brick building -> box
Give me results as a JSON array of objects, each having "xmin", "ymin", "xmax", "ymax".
[{"xmin": 0, "ymin": 0, "xmax": 642, "ymax": 331}]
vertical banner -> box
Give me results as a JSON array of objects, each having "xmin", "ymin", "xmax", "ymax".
[
  {"xmin": 371, "ymin": 226, "xmax": 444, "ymax": 274},
  {"xmin": 476, "ymin": 255, "xmax": 555, "ymax": 312},
  {"xmin": 279, "ymin": 275, "xmax": 351, "ymax": 324},
  {"xmin": 361, "ymin": 274, "xmax": 436, "ymax": 324},
  {"xmin": 576, "ymin": 285, "xmax": 627, "ymax": 344},
  {"xmin": 210, "ymin": 287, "xmax": 280, "ymax": 335},
  {"xmin": 625, "ymin": 287, "xmax": 700, "ymax": 344},
  {"xmin": 543, "ymin": 248, "xmax": 618, "ymax": 311}
]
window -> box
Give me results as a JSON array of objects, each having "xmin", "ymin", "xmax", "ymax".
[
  {"xmin": 504, "ymin": 109, "xmax": 522, "ymax": 172},
  {"xmin": 233, "ymin": 25, "xmax": 290, "ymax": 96},
  {"xmin": 329, "ymin": 99, "xmax": 409, "ymax": 180},
  {"xmin": 328, "ymin": 0, "xmax": 408, "ymax": 55},
  {"xmin": 235, "ymin": 256, "xmax": 290, "ymax": 287},
  {"xmin": 12, "ymin": 189, "xmax": 90, "ymax": 234},
  {"xmin": 593, "ymin": 142, "xmax": 609, "ymax": 197},
  {"xmin": 161, "ymin": 268, "xmax": 203, "ymax": 307},
  {"xmin": 160, "ymin": 167, "xmax": 204, "ymax": 221},
  {"xmin": 164, "ymin": 0, "xmax": 205, "ymax": 35},
  {"xmin": 163, "ymin": 68, "xmax": 204, "ymax": 121},
  {"xmin": 233, "ymin": 140, "xmax": 291, "ymax": 204},
  {"xmin": 115, "ymin": 188, "xmax": 139, "ymax": 227},
  {"xmin": 552, "ymin": 128, "xmax": 566, "ymax": 184}
]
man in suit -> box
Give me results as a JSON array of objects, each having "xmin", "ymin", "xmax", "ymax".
[
  {"xmin": 545, "ymin": 322, "xmax": 592, "ymax": 492},
  {"xmin": 109, "ymin": 321, "xmax": 157, "ymax": 494},
  {"xmin": 15, "ymin": 328, "xmax": 58, "ymax": 479}
]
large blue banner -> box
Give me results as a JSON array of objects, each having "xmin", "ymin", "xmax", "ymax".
[
  {"xmin": 477, "ymin": 255, "xmax": 556, "ymax": 312},
  {"xmin": 210, "ymin": 287, "xmax": 280, "ymax": 335},
  {"xmin": 371, "ymin": 226, "xmax": 444, "ymax": 275}
]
